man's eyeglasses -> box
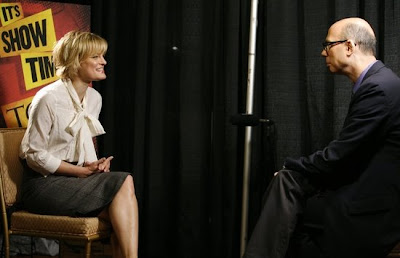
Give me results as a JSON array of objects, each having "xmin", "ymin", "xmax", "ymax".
[{"xmin": 322, "ymin": 40, "xmax": 347, "ymax": 53}]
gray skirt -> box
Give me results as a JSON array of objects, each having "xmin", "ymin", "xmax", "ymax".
[{"xmin": 21, "ymin": 164, "xmax": 130, "ymax": 217}]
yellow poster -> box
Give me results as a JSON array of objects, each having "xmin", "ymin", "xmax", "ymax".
[{"xmin": 0, "ymin": 0, "xmax": 90, "ymax": 128}]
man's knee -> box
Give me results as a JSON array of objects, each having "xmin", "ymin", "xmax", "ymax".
[
  {"xmin": 273, "ymin": 169, "xmax": 318, "ymax": 197},
  {"xmin": 274, "ymin": 169, "xmax": 303, "ymax": 185}
]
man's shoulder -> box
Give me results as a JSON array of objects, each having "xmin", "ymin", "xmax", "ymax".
[
  {"xmin": 371, "ymin": 61, "xmax": 398, "ymax": 77},
  {"xmin": 364, "ymin": 61, "xmax": 400, "ymax": 86}
]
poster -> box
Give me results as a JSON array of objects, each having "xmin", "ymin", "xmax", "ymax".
[{"xmin": 0, "ymin": 0, "xmax": 90, "ymax": 128}]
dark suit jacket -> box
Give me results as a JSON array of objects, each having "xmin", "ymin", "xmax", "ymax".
[{"xmin": 284, "ymin": 61, "xmax": 400, "ymax": 258}]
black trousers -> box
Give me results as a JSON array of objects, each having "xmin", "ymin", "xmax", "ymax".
[{"xmin": 243, "ymin": 169, "xmax": 323, "ymax": 258}]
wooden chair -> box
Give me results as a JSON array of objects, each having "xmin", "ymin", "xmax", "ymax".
[{"xmin": 0, "ymin": 127, "xmax": 111, "ymax": 258}]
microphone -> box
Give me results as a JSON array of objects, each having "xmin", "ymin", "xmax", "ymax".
[{"xmin": 230, "ymin": 114, "xmax": 274, "ymax": 126}]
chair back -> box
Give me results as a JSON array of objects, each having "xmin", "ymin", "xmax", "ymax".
[{"xmin": 0, "ymin": 128, "xmax": 26, "ymax": 207}]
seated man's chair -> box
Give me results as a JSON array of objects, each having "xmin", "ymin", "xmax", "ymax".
[{"xmin": 0, "ymin": 127, "xmax": 111, "ymax": 258}]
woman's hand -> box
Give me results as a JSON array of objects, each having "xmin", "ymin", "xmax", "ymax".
[
  {"xmin": 56, "ymin": 157, "xmax": 115, "ymax": 178},
  {"xmin": 84, "ymin": 156, "xmax": 114, "ymax": 174},
  {"xmin": 98, "ymin": 156, "xmax": 114, "ymax": 172}
]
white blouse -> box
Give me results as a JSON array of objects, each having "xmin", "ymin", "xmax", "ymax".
[{"xmin": 19, "ymin": 79, "xmax": 105, "ymax": 176}]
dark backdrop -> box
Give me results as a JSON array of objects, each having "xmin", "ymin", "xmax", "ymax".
[{"xmin": 50, "ymin": 0, "xmax": 400, "ymax": 257}]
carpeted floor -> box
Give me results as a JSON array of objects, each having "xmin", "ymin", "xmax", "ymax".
[
  {"xmin": 12, "ymin": 240, "xmax": 112, "ymax": 258},
  {"xmin": 11, "ymin": 240, "xmax": 400, "ymax": 257}
]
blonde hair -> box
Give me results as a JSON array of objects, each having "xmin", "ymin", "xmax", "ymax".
[{"xmin": 52, "ymin": 30, "xmax": 108, "ymax": 79}]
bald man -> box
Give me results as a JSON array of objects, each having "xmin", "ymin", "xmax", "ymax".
[{"xmin": 243, "ymin": 17, "xmax": 400, "ymax": 258}]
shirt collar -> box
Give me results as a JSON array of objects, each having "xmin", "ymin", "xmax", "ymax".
[{"xmin": 353, "ymin": 60, "xmax": 378, "ymax": 94}]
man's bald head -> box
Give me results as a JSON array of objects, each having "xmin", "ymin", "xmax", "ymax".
[{"xmin": 330, "ymin": 17, "xmax": 376, "ymax": 56}]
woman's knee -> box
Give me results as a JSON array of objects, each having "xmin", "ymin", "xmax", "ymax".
[{"xmin": 121, "ymin": 175, "xmax": 135, "ymax": 195}]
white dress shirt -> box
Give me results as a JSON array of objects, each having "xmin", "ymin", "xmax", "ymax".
[{"xmin": 19, "ymin": 79, "xmax": 106, "ymax": 176}]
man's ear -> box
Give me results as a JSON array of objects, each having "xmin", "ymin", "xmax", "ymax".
[
  {"xmin": 346, "ymin": 40, "xmax": 356, "ymax": 55},
  {"xmin": 349, "ymin": 40, "xmax": 357, "ymax": 48}
]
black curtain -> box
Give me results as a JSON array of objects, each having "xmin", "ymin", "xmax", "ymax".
[
  {"xmin": 49, "ymin": 0, "xmax": 400, "ymax": 257},
  {"xmin": 90, "ymin": 1, "xmax": 245, "ymax": 257}
]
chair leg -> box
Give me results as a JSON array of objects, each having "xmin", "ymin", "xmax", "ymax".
[
  {"xmin": 3, "ymin": 234, "xmax": 9, "ymax": 258},
  {"xmin": 0, "ymin": 234, "xmax": 4, "ymax": 258},
  {"xmin": 84, "ymin": 241, "xmax": 92, "ymax": 258},
  {"xmin": 30, "ymin": 236, "xmax": 33, "ymax": 258},
  {"xmin": 58, "ymin": 240, "xmax": 62, "ymax": 258}
]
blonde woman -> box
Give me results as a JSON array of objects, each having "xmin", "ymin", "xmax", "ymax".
[{"xmin": 19, "ymin": 31, "xmax": 138, "ymax": 258}]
